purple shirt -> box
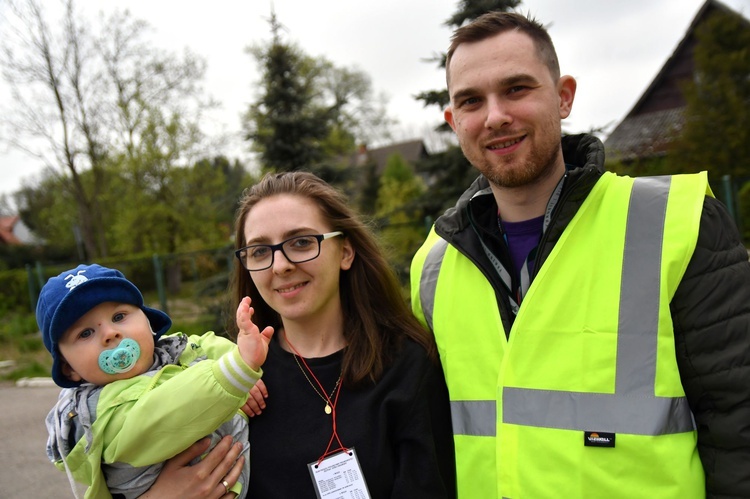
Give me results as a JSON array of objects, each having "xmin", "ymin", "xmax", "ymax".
[{"xmin": 500, "ymin": 215, "xmax": 544, "ymax": 277}]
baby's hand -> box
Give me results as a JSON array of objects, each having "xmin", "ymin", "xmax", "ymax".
[
  {"xmin": 242, "ymin": 379, "xmax": 268, "ymax": 417},
  {"xmin": 236, "ymin": 296, "xmax": 274, "ymax": 371}
]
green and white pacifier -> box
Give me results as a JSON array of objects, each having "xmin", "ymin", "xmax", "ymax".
[{"xmin": 98, "ymin": 338, "xmax": 141, "ymax": 374}]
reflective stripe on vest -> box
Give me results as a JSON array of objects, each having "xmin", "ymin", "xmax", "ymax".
[
  {"xmin": 420, "ymin": 238, "xmax": 448, "ymax": 334},
  {"xmin": 420, "ymin": 176, "xmax": 695, "ymax": 437}
]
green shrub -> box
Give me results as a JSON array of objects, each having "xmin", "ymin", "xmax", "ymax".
[
  {"xmin": 18, "ymin": 336, "xmax": 44, "ymax": 353},
  {"xmin": 5, "ymin": 360, "xmax": 49, "ymax": 380},
  {"xmin": 0, "ymin": 311, "xmax": 38, "ymax": 345},
  {"xmin": 0, "ymin": 269, "xmax": 34, "ymax": 315}
]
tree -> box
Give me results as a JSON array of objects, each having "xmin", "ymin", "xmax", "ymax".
[
  {"xmin": 14, "ymin": 149, "xmax": 246, "ymax": 267},
  {"xmin": 192, "ymin": 155, "xmax": 254, "ymax": 232},
  {"xmin": 1, "ymin": 0, "xmax": 212, "ymax": 259},
  {"xmin": 243, "ymin": 12, "xmax": 328, "ymax": 172},
  {"xmin": 668, "ymin": 9, "xmax": 750, "ymax": 183},
  {"xmin": 106, "ymin": 109, "xmax": 224, "ymax": 256},
  {"xmin": 2, "ymin": 0, "xmax": 109, "ymax": 259},
  {"xmin": 375, "ymin": 153, "xmax": 427, "ymax": 282},
  {"xmin": 0, "ymin": 195, "xmax": 13, "ymax": 217},
  {"xmin": 357, "ymin": 156, "xmax": 381, "ymax": 216},
  {"xmin": 317, "ymin": 61, "xmax": 394, "ymax": 155},
  {"xmin": 414, "ymin": 146, "xmax": 478, "ymax": 220},
  {"xmin": 243, "ymin": 11, "xmax": 392, "ymax": 177},
  {"xmin": 14, "ymin": 173, "xmax": 85, "ymax": 261}
]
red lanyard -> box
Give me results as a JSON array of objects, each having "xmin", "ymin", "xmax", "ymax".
[{"xmin": 282, "ymin": 330, "xmax": 348, "ymax": 464}]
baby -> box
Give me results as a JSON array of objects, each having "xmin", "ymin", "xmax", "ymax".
[{"xmin": 40, "ymin": 264, "xmax": 272, "ymax": 498}]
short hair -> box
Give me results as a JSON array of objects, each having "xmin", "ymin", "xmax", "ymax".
[{"xmin": 446, "ymin": 11, "xmax": 561, "ymax": 88}]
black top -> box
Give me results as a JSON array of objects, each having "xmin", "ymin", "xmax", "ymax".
[{"xmin": 247, "ymin": 335, "xmax": 456, "ymax": 498}]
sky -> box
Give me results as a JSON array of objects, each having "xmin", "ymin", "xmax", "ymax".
[{"xmin": 1, "ymin": 0, "xmax": 749, "ymax": 203}]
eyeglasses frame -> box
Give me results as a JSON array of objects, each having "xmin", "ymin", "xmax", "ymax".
[{"xmin": 235, "ymin": 231, "xmax": 344, "ymax": 271}]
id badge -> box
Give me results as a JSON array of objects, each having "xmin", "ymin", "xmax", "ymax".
[{"xmin": 307, "ymin": 448, "xmax": 371, "ymax": 499}]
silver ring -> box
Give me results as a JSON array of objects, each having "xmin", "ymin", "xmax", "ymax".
[{"xmin": 222, "ymin": 479, "xmax": 229, "ymax": 494}]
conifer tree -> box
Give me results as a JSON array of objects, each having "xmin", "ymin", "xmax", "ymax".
[{"xmin": 669, "ymin": 9, "xmax": 750, "ymax": 181}]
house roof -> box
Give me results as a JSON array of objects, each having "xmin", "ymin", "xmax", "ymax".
[
  {"xmin": 367, "ymin": 140, "xmax": 428, "ymax": 169},
  {"xmin": 0, "ymin": 215, "xmax": 22, "ymax": 245},
  {"xmin": 604, "ymin": 0, "xmax": 744, "ymax": 161},
  {"xmin": 605, "ymin": 108, "xmax": 685, "ymax": 160},
  {"xmin": 347, "ymin": 139, "xmax": 429, "ymax": 174}
]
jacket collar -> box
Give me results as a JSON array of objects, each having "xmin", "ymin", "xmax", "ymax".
[{"xmin": 435, "ymin": 133, "xmax": 606, "ymax": 239}]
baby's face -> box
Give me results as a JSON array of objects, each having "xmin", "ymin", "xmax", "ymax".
[{"xmin": 58, "ymin": 302, "xmax": 155, "ymax": 386}]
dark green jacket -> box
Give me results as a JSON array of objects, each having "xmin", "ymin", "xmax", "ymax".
[{"xmin": 427, "ymin": 133, "xmax": 750, "ymax": 498}]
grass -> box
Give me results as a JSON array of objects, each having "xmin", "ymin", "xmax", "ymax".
[
  {"xmin": 0, "ymin": 309, "xmax": 51, "ymax": 381},
  {"xmin": 4, "ymin": 359, "xmax": 50, "ymax": 380}
]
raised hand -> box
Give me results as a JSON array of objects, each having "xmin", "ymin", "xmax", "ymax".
[{"xmin": 236, "ymin": 296, "xmax": 274, "ymax": 371}]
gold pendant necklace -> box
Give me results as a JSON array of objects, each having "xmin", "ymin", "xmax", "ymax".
[{"xmin": 293, "ymin": 354, "xmax": 342, "ymax": 415}]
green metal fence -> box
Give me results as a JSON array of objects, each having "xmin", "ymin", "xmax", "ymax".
[{"xmin": 5, "ymin": 244, "xmax": 237, "ymax": 336}]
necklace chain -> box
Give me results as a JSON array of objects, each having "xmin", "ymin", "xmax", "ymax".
[{"xmin": 293, "ymin": 354, "xmax": 342, "ymax": 415}]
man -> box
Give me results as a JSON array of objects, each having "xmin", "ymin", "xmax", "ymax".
[{"xmin": 410, "ymin": 11, "xmax": 750, "ymax": 499}]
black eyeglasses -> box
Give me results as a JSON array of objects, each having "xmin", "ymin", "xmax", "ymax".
[{"xmin": 235, "ymin": 232, "xmax": 344, "ymax": 271}]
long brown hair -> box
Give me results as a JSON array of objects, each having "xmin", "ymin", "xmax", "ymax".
[{"xmin": 230, "ymin": 171, "xmax": 436, "ymax": 386}]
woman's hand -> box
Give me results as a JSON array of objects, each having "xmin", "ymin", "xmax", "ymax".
[{"xmin": 138, "ymin": 436, "xmax": 245, "ymax": 499}]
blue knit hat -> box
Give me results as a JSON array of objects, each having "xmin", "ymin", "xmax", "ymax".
[{"xmin": 37, "ymin": 264, "xmax": 172, "ymax": 388}]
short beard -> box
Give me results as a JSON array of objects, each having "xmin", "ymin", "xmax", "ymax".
[
  {"xmin": 483, "ymin": 146, "xmax": 559, "ymax": 188},
  {"xmin": 461, "ymin": 127, "xmax": 563, "ymax": 189}
]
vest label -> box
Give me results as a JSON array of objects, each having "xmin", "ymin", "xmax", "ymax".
[{"xmin": 584, "ymin": 431, "xmax": 615, "ymax": 447}]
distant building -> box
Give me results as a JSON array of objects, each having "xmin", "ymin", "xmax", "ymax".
[
  {"xmin": 349, "ymin": 139, "xmax": 430, "ymax": 175},
  {"xmin": 604, "ymin": 0, "xmax": 748, "ymax": 162},
  {"xmin": 0, "ymin": 215, "xmax": 42, "ymax": 246}
]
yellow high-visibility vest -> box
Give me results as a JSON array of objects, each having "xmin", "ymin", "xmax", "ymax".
[{"xmin": 412, "ymin": 172, "xmax": 710, "ymax": 498}]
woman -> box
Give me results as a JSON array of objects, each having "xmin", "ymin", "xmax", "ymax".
[{"xmin": 143, "ymin": 171, "xmax": 455, "ymax": 498}]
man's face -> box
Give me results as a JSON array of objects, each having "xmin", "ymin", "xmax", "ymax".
[{"xmin": 445, "ymin": 30, "xmax": 575, "ymax": 190}]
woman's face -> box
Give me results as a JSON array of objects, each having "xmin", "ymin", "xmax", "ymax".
[{"xmin": 242, "ymin": 194, "xmax": 354, "ymax": 326}]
